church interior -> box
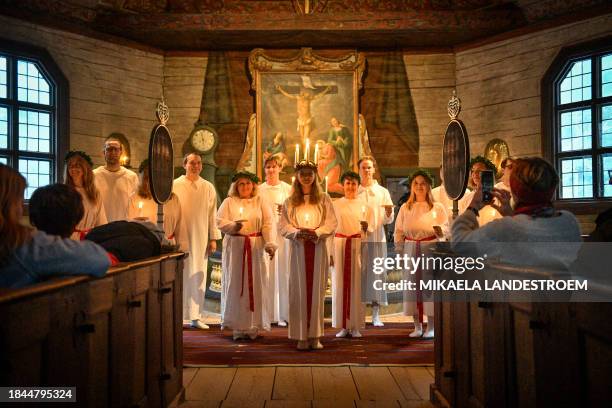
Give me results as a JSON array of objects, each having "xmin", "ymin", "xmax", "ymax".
[{"xmin": 1, "ymin": 1, "xmax": 612, "ymax": 407}]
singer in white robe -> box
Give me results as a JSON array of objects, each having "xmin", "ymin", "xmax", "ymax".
[
  {"xmin": 127, "ymin": 160, "xmax": 188, "ymax": 251},
  {"xmin": 357, "ymin": 157, "xmax": 394, "ymax": 326},
  {"xmin": 279, "ymin": 162, "xmax": 337, "ymax": 350},
  {"xmin": 217, "ymin": 174, "xmax": 276, "ymax": 339},
  {"xmin": 173, "ymin": 153, "xmax": 221, "ymax": 328},
  {"xmin": 331, "ymin": 174, "xmax": 374, "ymax": 337},
  {"xmin": 394, "ymin": 172, "xmax": 447, "ymax": 339},
  {"xmin": 259, "ymin": 157, "xmax": 293, "ymax": 325},
  {"xmin": 64, "ymin": 151, "xmax": 107, "ymax": 240}
]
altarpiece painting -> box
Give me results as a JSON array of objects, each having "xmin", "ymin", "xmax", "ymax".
[{"xmin": 238, "ymin": 48, "xmax": 368, "ymax": 195}]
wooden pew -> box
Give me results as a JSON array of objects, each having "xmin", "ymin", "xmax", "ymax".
[
  {"xmin": 0, "ymin": 252, "xmax": 185, "ymax": 408},
  {"xmin": 432, "ymin": 262, "xmax": 612, "ymax": 407}
]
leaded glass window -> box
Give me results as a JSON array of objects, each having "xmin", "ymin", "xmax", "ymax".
[
  {"xmin": 0, "ymin": 48, "xmax": 60, "ymax": 200},
  {"xmin": 554, "ymin": 51, "xmax": 612, "ymax": 200}
]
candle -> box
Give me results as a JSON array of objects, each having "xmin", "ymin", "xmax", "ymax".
[
  {"xmin": 138, "ymin": 201, "xmax": 143, "ymax": 217},
  {"xmin": 305, "ymin": 138, "xmax": 310, "ymax": 161},
  {"xmin": 432, "ymin": 209, "xmax": 437, "ymax": 220},
  {"xmin": 239, "ymin": 207, "xmax": 244, "ymax": 219},
  {"xmin": 313, "ymin": 143, "xmax": 319, "ymax": 164},
  {"xmin": 304, "ymin": 213, "xmax": 310, "ymax": 227},
  {"xmin": 291, "ymin": 176, "xmax": 295, "ymax": 185},
  {"xmin": 361, "ymin": 205, "xmax": 366, "ymax": 221},
  {"xmin": 295, "ymin": 144, "xmax": 299, "ymax": 165},
  {"xmin": 324, "ymin": 176, "xmax": 328, "ymax": 193}
]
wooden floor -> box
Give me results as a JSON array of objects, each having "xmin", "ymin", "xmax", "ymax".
[{"xmin": 179, "ymin": 366, "xmax": 435, "ymax": 407}]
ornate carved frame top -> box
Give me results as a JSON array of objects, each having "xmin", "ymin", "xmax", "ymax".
[{"xmin": 248, "ymin": 47, "xmax": 366, "ymax": 90}]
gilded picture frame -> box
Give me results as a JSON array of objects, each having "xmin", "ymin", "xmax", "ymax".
[{"xmin": 248, "ymin": 48, "xmax": 365, "ymax": 194}]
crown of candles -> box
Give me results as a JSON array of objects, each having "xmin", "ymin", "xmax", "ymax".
[{"xmin": 294, "ymin": 138, "xmax": 321, "ymax": 166}]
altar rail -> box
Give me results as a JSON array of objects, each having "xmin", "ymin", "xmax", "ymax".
[
  {"xmin": 0, "ymin": 253, "xmax": 185, "ymax": 408},
  {"xmin": 432, "ymin": 261, "xmax": 612, "ymax": 407}
]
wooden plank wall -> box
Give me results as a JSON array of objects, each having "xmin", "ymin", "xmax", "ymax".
[
  {"xmin": 455, "ymin": 13, "xmax": 612, "ymax": 158},
  {"xmin": 0, "ymin": 14, "xmax": 164, "ymax": 169}
]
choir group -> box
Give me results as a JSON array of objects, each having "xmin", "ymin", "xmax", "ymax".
[{"xmin": 1, "ymin": 136, "xmax": 581, "ymax": 351}]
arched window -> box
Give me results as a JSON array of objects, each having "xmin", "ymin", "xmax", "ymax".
[{"xmin": 0, "ymin": 39, "xmax": 68, "ymax": 199}]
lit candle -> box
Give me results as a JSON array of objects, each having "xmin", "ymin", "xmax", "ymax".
[
  {"xmin": 305, "ymin": 138, "xmax": 310, "ymax": 161},
  {"xmin": 361, "ymin": 205, "xmax": 366, "ymax": 221},
  {"xmin": 138, "ymin": 201, "xmax": 143, "ymax": 217},
  {"xmin": 324, "ymin": 176, "xmax": 328, "ymax": 193},
  {"xmin": 239, "ymin": 207, "xmax": 244, "ymax": 219},
  {"xmin": 291, "ymin": 176, "xmax": 295, "ymax": 185},
  {"xmin": 313, "ymin": 143, "xmax": 319, "ymax": 164},
  {"xmin": 304, "ymin": 213, "xmax": 310, "ymax": 227},
  {"xmin": 432, "ymin": 209, "xmax": 437, "ymax": 220},
  {"xmin": 295, "ymin": 144, "xmax": 300, "ymax": 165}
]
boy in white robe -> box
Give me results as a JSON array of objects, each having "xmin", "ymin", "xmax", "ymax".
[
  {"xmin": 332, "ymin": 171, "xmax": 374, "ymax": 338},
  {"xmin": 357, "ymin": 156, "xmax": 394, "ymax": 326},
  {"xmin": 258, "ymin": 156, "xmax": 292, "ymax": 326}
]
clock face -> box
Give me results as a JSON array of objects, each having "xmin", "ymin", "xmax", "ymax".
[{"xmin": 191, "ymin": 128, "xmax": 216, "ymax": 153}]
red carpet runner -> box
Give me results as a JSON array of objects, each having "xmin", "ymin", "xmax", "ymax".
[{"xmin": 183, "ymin": 322, "xmax": 434, "ymax": 366}]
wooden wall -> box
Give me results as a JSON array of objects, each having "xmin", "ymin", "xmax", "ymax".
[
  {"xmin": 0, "ymin": 15, "xmax": 164, "ymax": 169},
  {"xmin": 455, "ymin": 13, "xmax": 612, "ymax": 158}
]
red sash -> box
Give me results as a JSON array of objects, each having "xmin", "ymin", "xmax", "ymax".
[
  {"xmin": 73, "ymin": 228, "xmax": 90, "ymax": 240},
  {"xmin": 404, "ymin": 235, "xmax": 436, "ymax": 323},
  {"xmin": 303, "ymin": 237, "xmax": 317, "ymax": 329},
  {"xmin": 335, "ymin": 232, "xmax": 362, "ymax": 326},
  {"xmin": 233, "ymin": 232, "xmax": 263, "ymax": 312}
]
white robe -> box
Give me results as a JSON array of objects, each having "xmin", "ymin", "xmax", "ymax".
[
  {"xmin": 394, "ymin": 201, "xmax": 447, "ymax": 317},
  {"xmin": 357, "ymin": 181, "xmax": 394, "ymax": 305},
  {"xmin": 173, "ymin": 175, "xmax": 222, "ymax": 322},
  {"xmin": 331, "ymin": 197, "xmax": 373, "ymax": 331},
  {"xmin": 70, "ymin": 187, "xmax": 107, "ymax": 240},
  {"xmin": 127, "ymin": 193, "xmax": 189, "ymax": 251},
  {"xmin": 431, "ymin": 184, "xmax": 471, "ymax": 220},
  {"xmin": 279, "ymin": 194, "xmax": 337, "ymax": 341},
  {"xmin": 93, "ymin": 166, "xmax": 139, "ymax": 222},
  {"xmin": 217, "ymin": 196, "xmax": 276, "ymax": 331},
  {"xmin": 258, "ymin": 181, "xmax": 292, "ymax": 323}
]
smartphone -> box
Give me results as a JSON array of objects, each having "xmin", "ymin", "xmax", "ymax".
[{"xmin": 481, "ymin": 170, "xmax": 494, "ymax": 203}]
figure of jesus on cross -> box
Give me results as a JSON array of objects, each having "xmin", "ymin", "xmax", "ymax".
[{"xmin": 276, "ymin": 78, "xmax": 332, "ymax": 141}]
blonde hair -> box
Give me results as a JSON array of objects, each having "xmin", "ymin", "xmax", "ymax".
[
  {"xmin": 64, "ymin": 155, "xmax": 100, "ymax": 204},
  {"xmin": 0, "ymin": 164, "xmax": 32, "ymax": 264},
  {"xmin": 227, "ymin": 177, "xmax": 259, "ymax": 198},
  {"xmin": 289, "ymin": 169, "xmax": 323, "ymax": 207},
  {"xmin": 406, "ymin": 175, "xmax": 434, "ymax": 211}
]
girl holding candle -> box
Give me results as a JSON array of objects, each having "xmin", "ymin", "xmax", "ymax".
[
  {"xmin": 216, "ymin": 171, "xmax": 276, "ymax": 340},
  {"xmin": 279, "ymin": 160, "xmax": 338, "ymax": 350},
  {"xmin": 63, "ymin": 151, "xmax": 107, "ymax": 240},
  {"xmin": 394, "ymin": 169, "xmax": 447, "ymax": 339},
  {"xmin": 127, "ymin": 159, "xmax": 188, "ymax": 251},
  {"xmin": 332, "ymin": 171, "xmax": 373, "ymax": 338}
]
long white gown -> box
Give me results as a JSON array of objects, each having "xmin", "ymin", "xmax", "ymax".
[
  {"xmin": 258, "ymin": 181, "xmax": 292, "ymax": 323},
  {"xmin": 216, "ymin": 196, "xmax": 276, "ymax": 331},
  {"xmin": 279, "ymin": 194, "xmax": 337, "ymax": 341},
  {"xmin": 331, "ymin": 197, "xmax": 373, "ymax": 331},
  {"xmin": 394, "ymin": 201, "xmax": 447, "ymax": 318},
  {"xmin": 173, "ymin": 175, "xmax": 222, "ymax": 322},
  {"xmin": 93, "ymin": 166, "xmax": 139, "ymax": 222},
  {"xmin": 70, "ymin": 187, "xmax": 107, "ymax": 240},
  {"xmin": 357, "ymin": 181, "xmax": 394, "ymax": 305},
  {"xmin": 127, "ymin": 193, "xmax": 189, "ymax": 251}
]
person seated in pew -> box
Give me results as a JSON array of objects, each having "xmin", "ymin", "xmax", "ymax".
[
  {"xmin": 0, "ymin": 165, "xmax": 110, "ymax": 289},
  {"xmin": 451, "ymin": 157, "xmax": 581, "ymax": 269}
]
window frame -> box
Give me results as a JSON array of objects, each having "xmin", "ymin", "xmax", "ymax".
[
  {"xmin": 0, "ymin": 37, "xmax": 69, "ymax": 201},
  {"xmin": 542, "ymin": 35, "xmax": 612, "ymax": 215}
]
